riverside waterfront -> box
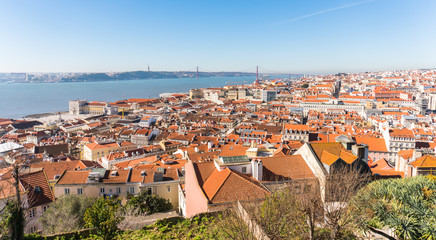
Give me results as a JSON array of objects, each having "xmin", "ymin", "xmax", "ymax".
[{"xmin": 0, "ymin": 76, "xmax": 255, "ymax": 119}]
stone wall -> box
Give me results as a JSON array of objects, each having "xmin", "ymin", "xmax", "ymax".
[{"xmin": 235, "ymin": 201, "xmax": 270, "ymax": 240}]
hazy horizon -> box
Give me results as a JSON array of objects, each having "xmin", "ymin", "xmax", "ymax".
[{"xmin": 1, "ymin": 67, "xmax": 435, "ymax": 76}]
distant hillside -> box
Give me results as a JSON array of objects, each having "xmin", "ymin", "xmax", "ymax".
[{"xmin": 27, "ymin": 71, "xmax": 254, "ymax": 83}]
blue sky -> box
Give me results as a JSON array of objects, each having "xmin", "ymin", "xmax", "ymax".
[{"xmin": 0, "ymin": 0, "xmax": 435, "ymax": 74}]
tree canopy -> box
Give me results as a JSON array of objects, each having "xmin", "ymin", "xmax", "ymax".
[
  {"xmin": 126, "ymin": 193, "xmax": 172, "ymax": 215},
  {"xmin": 351, "ymin": 175, "xmax": 436, "ymax": 240},
  {"xmin": 39, "ymin": 195, "xmax": 96, "ymax": 235},
  {"xmin": 84, "ymin": 198, "xmax": 123, "ymax": 240}
]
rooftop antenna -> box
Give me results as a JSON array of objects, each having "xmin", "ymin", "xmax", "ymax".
[
  {"xmin": 148, "ymin": 65, "xmax": 150, "ymax": 72},
  {"xmin": 196, "ymin": 66, "xmax": 199, "ymax": 79},
  {"xmin": 256, "ymin": 66, "xmax": 258, "ymax": 81}
]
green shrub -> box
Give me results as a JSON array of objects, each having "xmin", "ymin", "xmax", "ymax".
[
  {"xmin": 84, "ymin": 198, "xmax": 123, "ymax": 240},
  {"xmin": 126, "ymin": 193, "xmax": 172, "ymax": 215},
  {"xmin": 351, "ymin": 175, "xmax": 436, "ymax": 239}
]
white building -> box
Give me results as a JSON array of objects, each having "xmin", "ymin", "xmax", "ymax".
[
  {"xmin": 428, "ymin": 93, "xmax": 436, "ymax": 111},
  {"xmin": 382, "ymin": 128, "xmax": 416, "ymax": 163}
]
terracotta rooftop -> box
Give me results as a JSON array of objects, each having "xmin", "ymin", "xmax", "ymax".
[
  {"xmin": 370, "ymin": 158, "xmax": 393, "ymax": 171},
  {"xmin": 311, "ymin": 142, "xmax": 346, "ymax": 160},
  {"xmin": 320, "ymin": 150, "xmax": 340, "ymax": 165},
  {"xmin": 103, "ymin": 169, "xmax": 131, "ymax": 183},
  {"xmin": 219, "ymin": 145, "xmax": 249, "ymax": 157},
  {"xmin": 398, "ymin": 149, "xmax": 414, "ymax": 160},
  {"xmin": 30, "ymin": 160, "xmax": 98, "ymax": 180},
  {"xmin": 261, "ymin": 155, "xmax": 315, "ymax": 181},
  {"xmin": 20, "ymin": 169, "xmax": 55, "ymax": 208},
  {"xmin": 85, "ymin": 142, "xmax": 119, "ymax": 150},
  {"xmin": 389, "ymin": 128, "xmax": 415, "ymax": 138},
  {"xmin": 354, "ymin": 136, "xmax": 388, "ymax": 152},
  {"xmin": 310, "ymin": 142, "xmax": 358, "ymax": 166},
  {"xmin": 56, "ymin": 170, "xmax": 91, "ymax": 184},
  {"xmin": 202, "ymin": 167, "xmax": 269, "ymax": 204},
  {"xmin": 193, "ymin": 161, "xmax": 216, "ymax": 186},
  {"xmin": 411, "ymin": 155, "xmax": 436, "ymax": 168},
  {"xmin": 370, "ymin": 158, "xmax": 404, "ymax": 178},
  {"xmin": 0, "ymin": 175, "xmax": 24, "ymax": 200}
]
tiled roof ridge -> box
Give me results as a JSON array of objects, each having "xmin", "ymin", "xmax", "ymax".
[
  {"xmin": 411, "ymin": 154, "xmax": 436, "ymax": 168},
  {"xmin": 19, "ymin": 169, "xmax": 55, "ymax": 207},
  {"xmin": 226, "ymin": 168, "xmax": 269, "ymax": 193},
  {"xmin": 339, "ymin": 150, "xmax": 358, "ymax": 163},
  {"xmin": 208, "ymin": 168, "xmax": 232, "ymax": 201},
  {"xmin": 41, "ymin": 169, "xmax": 55, "ymax": 201},
  {"xmin": 320, "ymin": 150, "xmax": 339, "ymax": 165},
  {"xmin": 313, "ymin": 142, "xmax": 340, "ymax": 145}
]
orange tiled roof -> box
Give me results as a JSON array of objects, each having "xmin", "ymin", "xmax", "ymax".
[
  {"xmin": 0, "ymin": 174, "xmax": 24, "ymax": 200},
  {"xmin": 189, "ymin": 151, "xmax": 220, "ymax": 162},
  {"xmin": 311, "ymin": 142, "xmax": 345, "ymax": 160},
  {"xmin": 371, "ymin": 169, "xmax": 404, "ymax": 178},
  {"xmin": 114, "ymin": 155, "xmax": 157, "ymax": 169},
  {"xmin": 261, "ymin": 155, "xmax": 315, "ymax": 180},
  {"xmin": 389, "ymin": 128, "xmax": 414, "ymax": 138},
  {"xmin": 284, "ymin": 124, "xmax": 309, "ymax": 131},
  {"xmin": 219, "ymin": 145, "xmax": 249, "ymax": 157},
  {"xmin": 120, "ymin": 141, "xmax": 135, "ymax": 146},
  {"xmin": 202, "ymin": 168, "xmax": 269, "ymax": 204},
  {"xmin": 30, "ymin": 160, "xmax": 87, "ymax": 180},
  {"xmin": 85, "ymin": 142, "xmax": 119, "ymax": 150},
  {"xmin": 354, "ymin": 137, "xmax": 388, "ymax": 152},
  {"xmin": 202, "ymin": 168, "xmax": 232, "ymax": 200},
  {"xmin": 134, "ymin": 129, "xmax": 150, "ymax": 135},
  {"xmin": 56, "ymin": 170, "xmax": 91, "ymax": 184},
  {"xmin": 310, "ymin": 142, "xmax": 358, "ymax": 166},
  {"xmin": 103, "ymin": 169, "xmax": 131, "ymax": 183},
  {"xmin": 20, "ymin": 169, "xmax": 55, "ymax": 208},
  {"xmin": 411, "ymin": 155, "xmax": 436, "ymax": 168},
  {"xmin": 193, "ymin": 162, "xmax": 216, "ymax": 186},
  {"xmin": 398, "ymin": 149, "xmax": 414, "ymax": 160},
  {"xmin": 142, "ymin": 168, "xmax": 179, "ymax": 183},
  {"xmin": 370, "ymin": 158, "xmax": 393, "ymax": 171},
  {"xmin": 320, "ymin": 150, "xmax": 339, "ymax": 165},
  {"xmin": 339, "ymin": 150, "xmax": 358, "ymax": 164}
]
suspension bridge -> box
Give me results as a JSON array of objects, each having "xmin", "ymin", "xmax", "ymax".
[{"xmin": 145, "ymin": 65, "xmax": 313, "ymax": 80}]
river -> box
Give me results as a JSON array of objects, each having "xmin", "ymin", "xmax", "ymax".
[{"xmin": 0, "ymin": 76, "xmax": 256, "ymax": 119}]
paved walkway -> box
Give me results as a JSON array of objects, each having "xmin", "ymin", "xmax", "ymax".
[
  {"xmin": 142, "ymin": 210, "xmax": 179, "ymax": 225},
  {"xmin": 119, "ymin": 210, "xmax": 180, "ymax": 230}
]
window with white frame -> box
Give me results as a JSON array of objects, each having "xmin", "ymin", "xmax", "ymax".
[
  {"xmin": 64, "ymin": 188, "xmax": 70, "ymax": 195},
  {"xmin": 100, "ymin": 188, "xmax": 105, "ymax": 194},
  {"xmin": 77, "ymin": 188, "xmax": 83, "ymax": 195}
]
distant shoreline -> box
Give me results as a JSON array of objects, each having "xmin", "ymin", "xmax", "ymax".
[
  {"xmin": 1, "ymin": 71, "xmax": 256, "ymax": 84},
  {"xmin": 0, "ymin": 75, "xmax": 256, "ymax": 119},
  {"xmin": 22, "ymin": 111, "xmax": 68, "ymax": 119}
]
